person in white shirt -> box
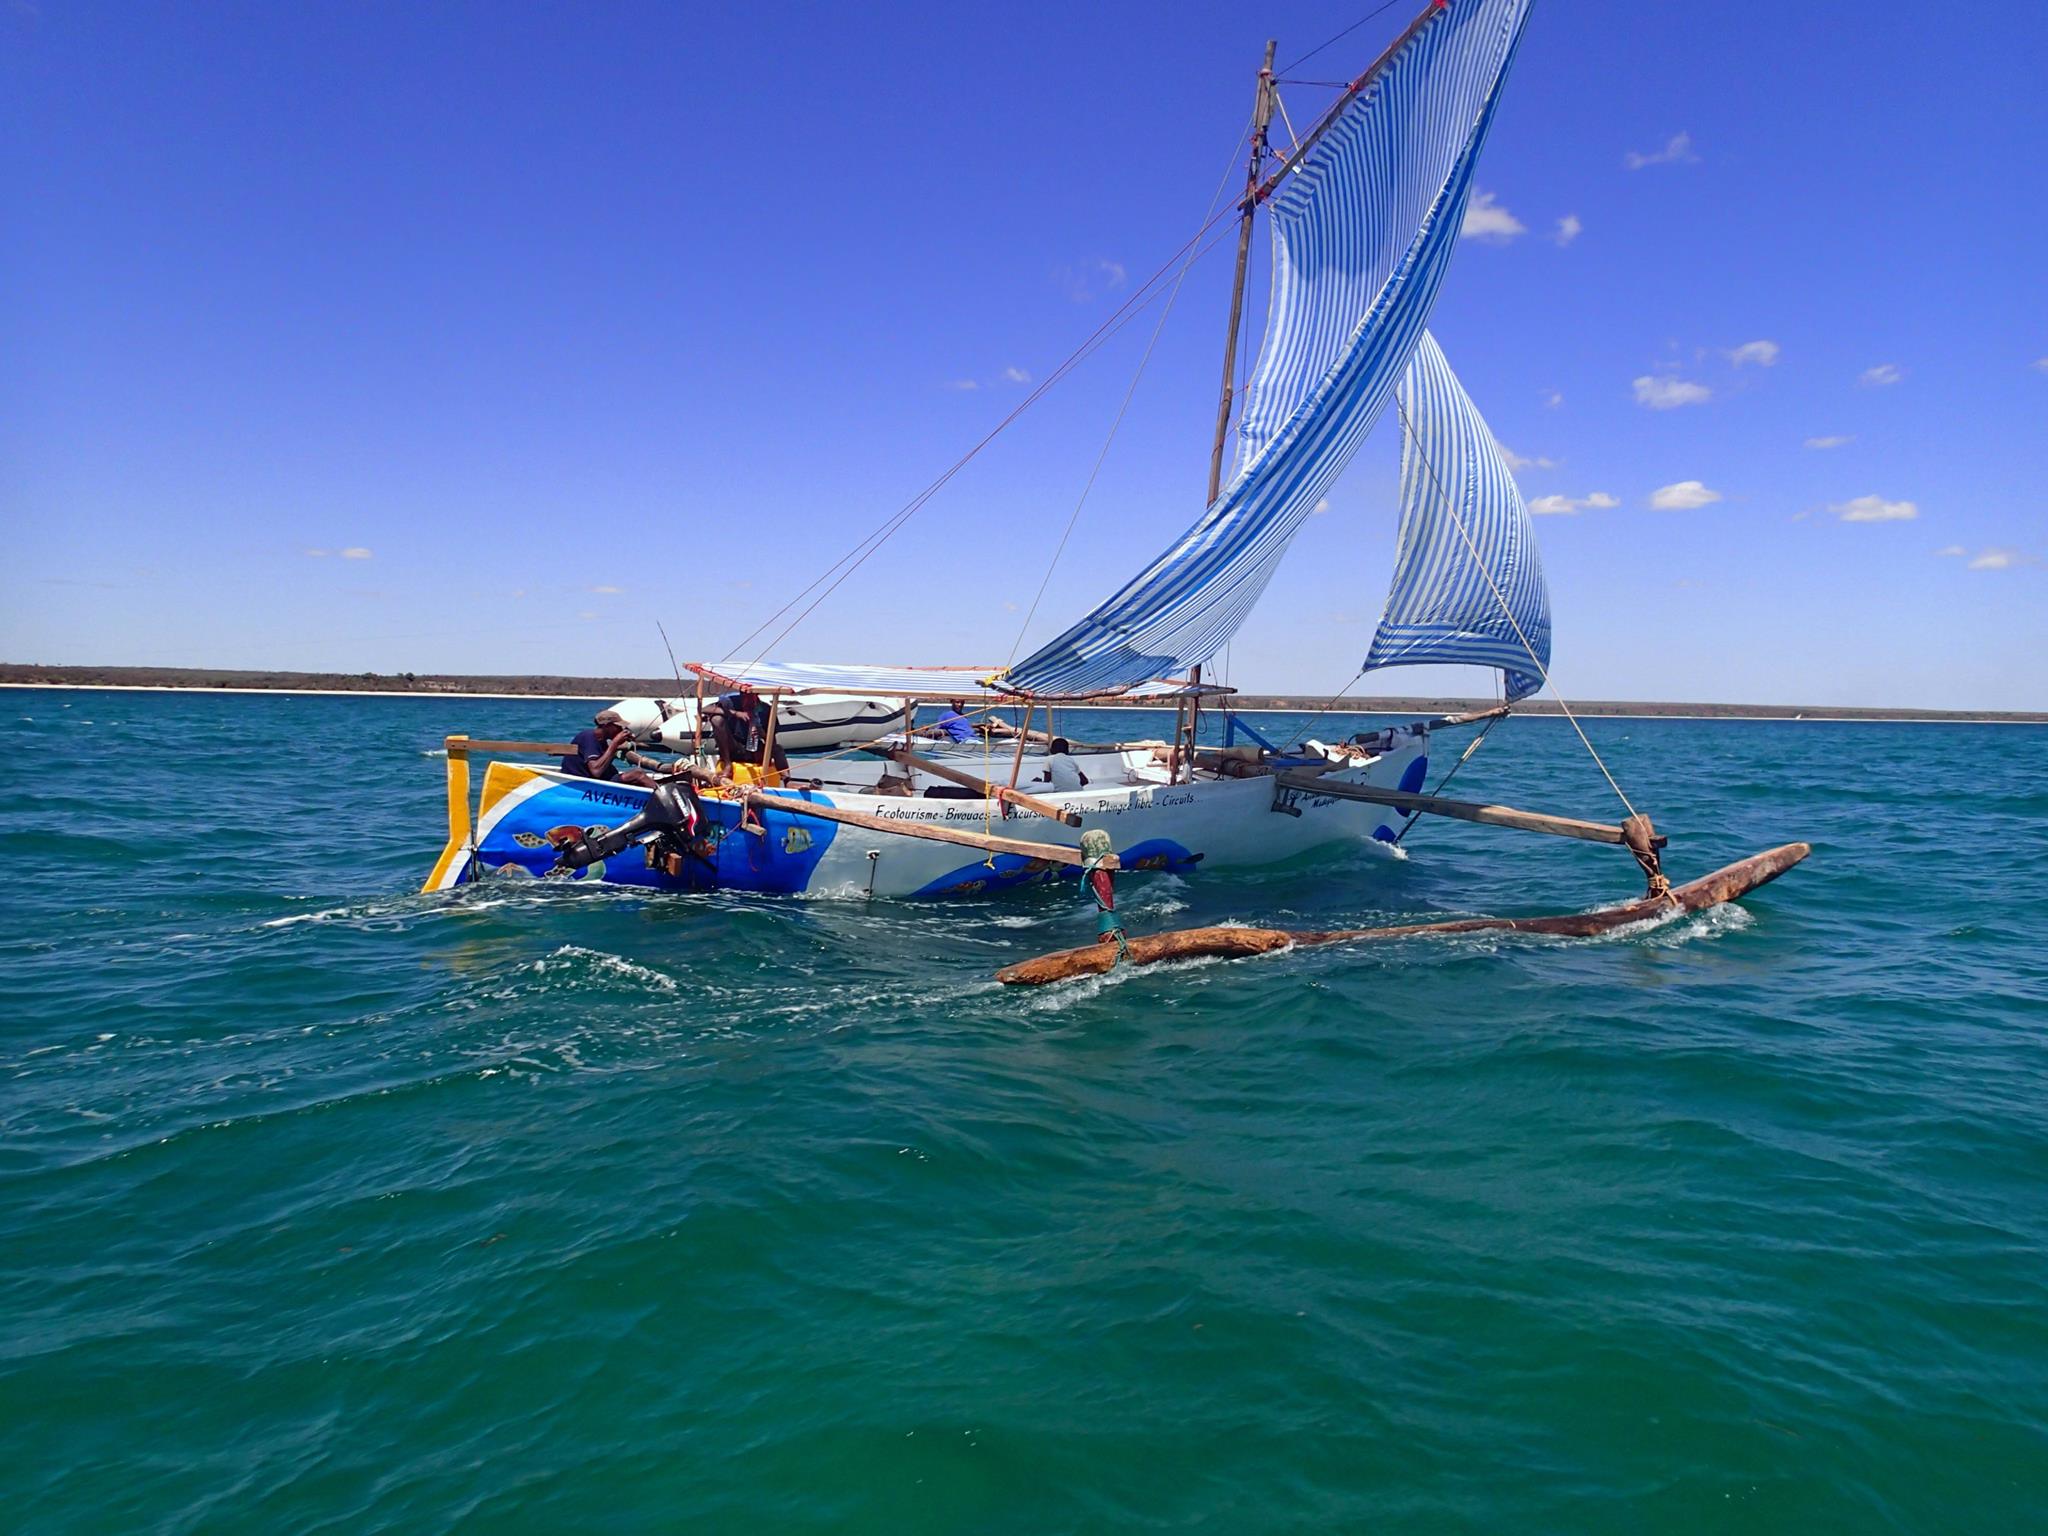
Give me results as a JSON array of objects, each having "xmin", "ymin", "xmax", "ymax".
[{"xmin": 1039, "ymin": 738, "xmax": 1089, "ymax": 793}]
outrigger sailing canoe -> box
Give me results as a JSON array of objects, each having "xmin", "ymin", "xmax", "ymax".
[{"xmin": 424, "ymin": 0, "xmax": 1807, "ymax": 948}]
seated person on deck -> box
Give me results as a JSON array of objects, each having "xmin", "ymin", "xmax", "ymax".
[
  {"xmin": 919, "ymin": 698, "xmax": 977, "ymax": 745},
  {"xmin": 562, "ymin": 710, "xmax": 662, "ymax": 788},
  {"xmin": 702, "ymin": 687, "xmax": 790, "ymax": 775},
  {"xmin": 1034, "ymin": 737, "xmax": 1089, "ymax": 792}
]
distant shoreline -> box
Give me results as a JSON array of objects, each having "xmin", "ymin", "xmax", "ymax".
[{"xmin": 3, "ymin": 665, "xmax": 2043, "ymax": 725}]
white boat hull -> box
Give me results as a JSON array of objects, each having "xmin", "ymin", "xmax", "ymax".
[{"xmin": 427, "ymin": 732, "xmax": 1432, "ymax": 899}]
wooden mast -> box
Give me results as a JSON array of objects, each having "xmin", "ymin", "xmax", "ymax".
[
  {"xmin": 1186, "ymin": 40, "xmax": 1277, "ymax": 783},
  {"xmin": 1207, "ymin": 38, "xmax": 1278, "ymax": 504}
]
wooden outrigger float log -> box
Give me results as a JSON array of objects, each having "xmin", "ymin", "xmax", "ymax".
[{"xmin": 994, "ymin": 843, "xmax": 1810, "ymax": 986}]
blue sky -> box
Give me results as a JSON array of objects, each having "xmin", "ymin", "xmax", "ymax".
[{"xmin": 4, "ymin": 0, "xmax": 2044, "ymax": 708}]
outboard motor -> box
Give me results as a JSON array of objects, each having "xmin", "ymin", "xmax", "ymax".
[{"xmin": 549, "ymin": 779, "xmax": 709, "ymax": 873}]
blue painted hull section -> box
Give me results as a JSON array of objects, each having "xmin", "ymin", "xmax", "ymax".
[{"xmin": 463, "ymin": 777, "xmax": 839, "ymax": 894}]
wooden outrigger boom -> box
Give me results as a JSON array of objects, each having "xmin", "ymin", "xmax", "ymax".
[
  {"xmin": 1274, "ymin": 771, "xmax": 1667, "ymax": 849},
  {"xmin": 731, "ymin": 787, "xmax": 1110, "ymax": 870},
  {"xmin": 995, "ymin": 843, "xmax": 1811, "ymax": 986}
]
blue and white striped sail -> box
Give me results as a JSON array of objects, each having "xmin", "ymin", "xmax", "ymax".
[
  {"xmin": 1003, "ymin": 0, "xmax": 1534, "ymax": 696},
  {"xmin": 1365, "ymin": 330, "xmax": 1549, "ymax": 700}
]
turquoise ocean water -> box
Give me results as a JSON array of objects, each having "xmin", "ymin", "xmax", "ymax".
[{"xmin": 2, "ymin": 688, "xmax": 2044, "ymax": 1532}]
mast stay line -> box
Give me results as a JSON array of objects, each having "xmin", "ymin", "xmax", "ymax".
[
  {"xmin": 1004, "ymin": 103, "xmax": 1265, "ymax": 668},
  {"xmin": 1251, "ymin": 0, "xmax": 1444, "ymax": 211},
  {"xmin": 720, "ymin": 181, "xmax": 1254, "ymax": 678}
]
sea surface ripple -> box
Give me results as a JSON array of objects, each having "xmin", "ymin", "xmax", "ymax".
[{"xmin": 2, "ymin": 690, "xmax": 2044, "ymax": 1533}]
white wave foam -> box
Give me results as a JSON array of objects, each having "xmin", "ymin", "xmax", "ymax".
[
  {"xmin": 1642, "ymin": 901, "xmax": 1756, "ymax": 948},
  {"xmin": 261, "ymin": 906, "xmax": 353, "ymax": 928},
  {"xmin": 533, "ymin": 944, "xmax": 681, "ymax": 993}
]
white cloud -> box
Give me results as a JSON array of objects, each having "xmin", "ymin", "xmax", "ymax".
[
  {"xmin": 1625, "ymin": 131, "xmax": 1697, "ymax": 169},
  {"xmin": 589, "ymin": 584, "xmax": 623, "ymax": 594},
  {"xmin": 1059, "ymin": 258, "xmax": 1127, "ymax": 302},
  {"xmin": 340, "ymin": 547, "xmax": 373, "ymax": 559},
  {"xmin": 1311, "ymin": 497, "xmax": 1331, "ymax": 515},
  {"xmin": 1495, "ymin": 441, "xmax": 1556, "ymax": 472},
  {"xmin": 1804, "ymin": 435, "xmax": 1853, "ymax": 450},
  {"xmin": 949, "ymin": 367, "xmax": 1029, "ymax": 389},
  {"xmin": 1553, "ymin": 214, "xmax": 1582, "ymax": 247},
  {"xmin": 303, "ymin": 548, "xmax": 329, "ymax": 558},
  {"xmin": 1938, "ymin": 545, "xmax": 2039, "ymax": 569},
  {"xmin": 1542, "ymin": 388, "xmax": 1564, "ymax": 409},
  {"xmin": 1832, "ymin": 494, "xmax": 1917, "ymax": 522},
  {"xmin": 1649, "ymin": 480, "xmax": 1723, "ymax": 510},
  {"xmin": 1528, "ymin": 490, "xmax": 1619, "ymax": 515},
  {"xmin": 1859, "ymin": 362, "xmax": 1904, "ymax": 387},
  {"xmin": 577, "ymin": 610, "xmax": 599, "ymax": 620},
  {"xmin": 1728, "ymin": 339, "xmax": 1780, "ymax": 368},
  {"xmin": 2033, "ymin": 357, "xmax": 2048, "ymax": 373},
  {"xmin": 1461, "ymin": 189, "xmax": 1526, "ymax": 242},
  {"xmin": 1634, "ymin": 375, "xmax": 1712, "ymax": 409}
]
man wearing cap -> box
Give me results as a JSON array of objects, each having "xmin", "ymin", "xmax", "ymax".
[{"xmin": 561, "ymin": 709, "xmax": 663, "ymax": 787}]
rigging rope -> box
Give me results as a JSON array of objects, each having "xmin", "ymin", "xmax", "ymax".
[
  {"xmin": 717, "ymin": 2, "xmax": 1432, "ymax": 685},
  {"xmin": 1004, "ymin": 108, "xmax": 1260, "ymax": 666},
  {"xmin": 1392, "ymin": 709, "xmax": 1501, "ymax": 847},
  {"xmin": 981, "ymin": 715, "xmax": 996, "ymax": 865},
  {"xmin": 1393, "ymin": 396, "xmax": 1642, "ymax": 821},
  {"xmin": 719, "ymin": 198, "xmax": 1251, "ymax": 676},
  {"xmin": 721, "ymin": 6, "xmax": 1421, "ymax": 678},
  {"xmin": 1279, "ymin": 0, "xmax": 1408, "ymax": 74},
  {"xmin": 1288, "ymin": 667, "xmax": 1367, "ymax": 748}
]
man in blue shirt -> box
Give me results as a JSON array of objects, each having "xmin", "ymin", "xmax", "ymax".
[
  {"xmin": 561, "ymin": 710, "xmax": 661, "ymax": 786},
  {"xmin": 923, "ymin": 698, "xmax": 976, "ymax": 744}
]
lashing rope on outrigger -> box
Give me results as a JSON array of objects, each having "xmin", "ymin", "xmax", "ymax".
[{"xmin": 1080, "ymin": 828, "xmax": 1132, "ymax": 965}]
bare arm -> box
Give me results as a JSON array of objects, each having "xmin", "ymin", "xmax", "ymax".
[{"xmin": 589, "ymin": 730, "xmax": 628, "ymax": 773}]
